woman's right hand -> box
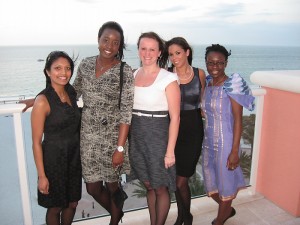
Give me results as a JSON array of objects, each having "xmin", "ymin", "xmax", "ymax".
[{"xmin": 38, "ymin": 176, "xmax": 49, "ymax": 195}]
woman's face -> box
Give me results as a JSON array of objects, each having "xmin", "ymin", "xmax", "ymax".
[
  {"xmin": 98, "ymin": 28, "xmax": 121, "ymax": 59},
  {"xmin": 168, "ymin": 44, "xmax": 189, "ymax": 68},
  {"xmin": 206, "ymin": 51, "xmax": 227, "ymax": 78},
  {"xmin": 47, "ymin": 57, "xmax": 72, "ymax": 87},
  {"xmin": 138, "ymin": 37, "xmax": 161, "ymax": 66}
]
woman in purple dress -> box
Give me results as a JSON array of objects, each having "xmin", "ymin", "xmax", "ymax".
[{"xmin": 201, "ymin": 44, "xmax": 255, "ymax": 225}]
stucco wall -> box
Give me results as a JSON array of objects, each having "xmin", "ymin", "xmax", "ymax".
[{"xmin": 256, "ymin": 87, "xmax": 300, "ymax": 216}]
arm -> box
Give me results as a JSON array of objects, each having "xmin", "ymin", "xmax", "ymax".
[
  {"xmin": 19, "ymin": 98, "xmax": 35, "ymax": 112},
  {"xmin": 227, "ymin": 97, "xmax": 243, "ymax": 170},
  {"xmin": 198, "ymin": 68, "xmax": 206, "ymax": 96},
  {"xmin": 198, "ymin": 68, "xmax": 206, "ymax": 117},
  {"xmin": 112, "ymin": 64, "xmax": 135, "ymax": 168},
  {"xmin": 31, "ymin": 95, "xmax": 50, "ymax": 194},
  {"xmin": 112, "ymin": 124, "xmax": 130, "ymax": 168},
  {"xmin": 165, "ymin": 80, "xmax": 181, "ymax": 169}
]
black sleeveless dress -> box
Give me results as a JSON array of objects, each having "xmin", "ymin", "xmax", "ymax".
[
  {"xmin": 37, "ymin": 84, "xmax": 82, "ymax": 208},
  {"xmin": 169, "ymin": 67, "xmax": 204, "ymax": 177}
]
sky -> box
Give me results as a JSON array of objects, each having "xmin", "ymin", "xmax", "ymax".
[{"xmin": 0, "ymin": 0, "xmax": 299, "ymax": 47}]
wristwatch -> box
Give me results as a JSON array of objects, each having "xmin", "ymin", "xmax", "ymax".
[{"xmin": 117, "ymin": 146, "xmax": 124, "ymax": 152}]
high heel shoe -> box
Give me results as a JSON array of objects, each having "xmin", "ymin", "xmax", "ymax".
[
  {"xmin": 119, "ymin": 211, "xmax": 124, "ymax": 223},
  {"xmin": 109, "ymin": 211, "xmax": 124, "ymax": 225},
  {"xmin": 211, "ymin": 207, "xmax": 236, "ymax": 224}
]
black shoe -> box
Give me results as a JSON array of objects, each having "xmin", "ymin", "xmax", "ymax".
[{"xmin": 211, "ymin": 207, "xmax": 236, "ymax": 224}]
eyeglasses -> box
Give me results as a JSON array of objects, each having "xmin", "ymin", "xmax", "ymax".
[{"xmin": 206, "ymin": 61, "xmax": 226, "ymax": 67}]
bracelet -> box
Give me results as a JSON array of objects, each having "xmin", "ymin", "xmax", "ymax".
[{"xmin": 165, "ymin": 155, "xmax": 175, "ymax": 159}]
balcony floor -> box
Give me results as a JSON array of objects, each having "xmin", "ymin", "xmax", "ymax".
[{"xmin": 78, "ymin": 189, "xmax": 300, "ymax": 225}]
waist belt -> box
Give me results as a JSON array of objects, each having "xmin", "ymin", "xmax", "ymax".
[{"xmin": 132, "ymin": 112, "xmax": 168, "ymax": 118}]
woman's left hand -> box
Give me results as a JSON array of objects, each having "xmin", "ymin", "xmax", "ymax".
[
  {"xmin": 112, "ymin": 151, "xmax": 124, "ymax": 168},
  {"xmin": 227, "ymin": 151, "xmax": 240, "ymax": 170},
  {"xmin": 164, "ymin": 155, "xmax": 175, "ymax": 169}
]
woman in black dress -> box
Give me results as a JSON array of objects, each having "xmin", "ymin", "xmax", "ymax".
[
  {"xmin": 31, "ymin": 51, "xmax": 81, "ymax": 225},
  {"xmin": 166, "ymin": 37, "xmax": 206, "ymax": 225}
]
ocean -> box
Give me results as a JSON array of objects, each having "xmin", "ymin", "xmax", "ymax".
[
  {"xmin": 1, "ymin": 44, "xmax": 300, "ymax": 98},
  {"xmin": 1, "ymin": 45, "xmax": 300, "ymax": 225}
]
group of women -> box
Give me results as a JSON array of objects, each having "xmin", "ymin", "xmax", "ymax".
[{"xmin": 28, "ymin": 21, "xmax": 255, "ymax": 225}]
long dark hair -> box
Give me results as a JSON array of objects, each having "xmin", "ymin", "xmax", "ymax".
[
  {"xmin": 205, "ymin": 44, "xmax": 231, "ymax": 61},
  {"xmin": 165, "ymin": 37, "xmax": 193, "ymax": 67},
  {"xmin": 98, "ymin": 21, "xmax": 126, "ymax": 60},
  {"xmin": 44, "ymin": 51, "xmax": 75, "ymax": 88},
  {"xmin": 137, "ymin": 31, "xmax": 168, "ymax": 68}
]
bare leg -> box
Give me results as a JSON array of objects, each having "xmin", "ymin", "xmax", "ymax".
[
  {"xmin": 106, "ymin": 182, "xmax": 124, "ymax": 225},
  {"xmin": 46, "ymin": 207, "xmax": 62, "ymax": 225},
  {"xmin": 86, "ymin": 181, "xmax": 111, "ymax": 213},
  {"xmin": 61, "ymin": 202, "xmax": 78, "ymax": 225}
]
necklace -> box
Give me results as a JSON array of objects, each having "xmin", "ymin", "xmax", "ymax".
[
  {"xmin": 175, "ymin": 65, "xmax": 193, "ymax": 81},
  {"xmin": 212, "ymin": 75, "xmax": 226, "ymax": 86},
  {"xmin": 58, "ymin": 91, "xmax": 67, "ymax": 101},
  {"xmin": 98, "ymin": 58, "xmax": 115, "ymax": 72}
]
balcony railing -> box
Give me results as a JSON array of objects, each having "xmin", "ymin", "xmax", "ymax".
[{"xmin": 0, "ymin": 88, "xmax": 265, "ymax": 225}]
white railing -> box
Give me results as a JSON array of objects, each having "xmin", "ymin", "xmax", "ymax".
[{"xmin": 0, "ymin": 90, "xmax": 265, "ymax": 225}]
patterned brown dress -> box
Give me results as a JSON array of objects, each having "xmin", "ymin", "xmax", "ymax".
[{"xmin": 73, "ymin": 56, "xmax": 134, "ymax": 183}]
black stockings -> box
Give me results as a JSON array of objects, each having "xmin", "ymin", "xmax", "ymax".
[
  {"xmin": 86, "ymin": 181, "xmax": 123, "ymax": 225},
  {"xmin": 174, "ymin": 176, "xmax": 193, "ymax": 225},
  {"xmin": 86, "ymin": 181, "xmax": 111, "ymax": 213},
  {"xmin": 45, "ymin": 202, "xmax": 78, "ymax": 225},
  {"xmin": 144, "ymin": 181, "xmax": 170, "ymax": 225}
]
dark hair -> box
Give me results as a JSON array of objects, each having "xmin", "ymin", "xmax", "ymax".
[
  {"xmin": 137, "ymin": 31, "xmax": 168, "ymax": 68},
  {"xmin": 205, "ymin": 44, "xmax": 231, "ymax": 61},
  {"xmin": 98, "ymin": 21, "xmax": 126, "ymax": 60},
  {"xmin": 165, "ymin": 37, "xmax": 193, "ymax": 66},
  {"xmin": 44, "ymin": 51, "xmax": 75, "ymax": 88}
]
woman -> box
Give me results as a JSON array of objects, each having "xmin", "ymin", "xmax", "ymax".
[
  {"xmin": 165, "ymin": 37, "xmax": 206, "ymax": 225},
  {"xmin": 129, "ymin": 32, "xmax": 181, "ymax": 225},
  {"xmin": 31, "ymin": 51, "xmax": 82, "ymax": 225},
  {"xmin": 73, "ymin": 21, "xmax": 134, "ymax": 225},
  {"xmin": 201, "ymin": 44, "xmax": 255, "ymax": 225}
]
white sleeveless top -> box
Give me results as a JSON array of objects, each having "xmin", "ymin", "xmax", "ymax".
[{"xmin": 133, "ymin": 68, "xmax": 178, "ymax": 111}]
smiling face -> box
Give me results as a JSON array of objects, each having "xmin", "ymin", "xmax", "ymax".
[
  {"xmin": 46, "ymin": 57, "xmax": 72, "ymax": 87},
  {"xmin": 206, "ymin": 51, "xmax": 227, "ymax": 78},
  {"xmin": 98, "ymin": 28, "xmax": 121, "ymax": 59},
  {"xmin": 138, "ymin": 37, "xmax": 161, "ymax": 66},
  {"xmin": 168, "ymin": 44, "xmax": 189, "ymax": 68}
]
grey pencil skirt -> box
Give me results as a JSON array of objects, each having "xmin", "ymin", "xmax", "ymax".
[{"xmin": 129, "ymin": 110, "xmax": 176, "ymax": 192}]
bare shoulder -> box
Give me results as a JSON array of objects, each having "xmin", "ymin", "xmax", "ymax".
[{"xmin": 32, "ymin": 94, "xmax": 50, "ymax": 114}]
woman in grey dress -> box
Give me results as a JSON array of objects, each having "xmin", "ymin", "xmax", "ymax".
[{"xmin": 73, "ymin": 21, "xmax": 134, "ymax": 225}]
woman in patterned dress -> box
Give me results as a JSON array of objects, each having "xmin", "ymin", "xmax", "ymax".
[
  {"xmin": 129, "ymin": 32, "xmax": 181, "ymax": 225},
  {"xmin": 201, "ymin": 44, "xmax": 255, "ymax": 225},
  {"xmin": 166, "ymin": 37, "xmax": 206, "ymax": 225},
  {"xmin": 31, "ymin": 51, "xmax": 82, "ymax": 225},
  {"xmin": 73, "ymin": 21, "xmax": 134, "ymax": 225}
]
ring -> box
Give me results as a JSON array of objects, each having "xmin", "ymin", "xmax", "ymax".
[{"xmin": 41, "ymin": 191, "xmax": 44, "ymax": 194}]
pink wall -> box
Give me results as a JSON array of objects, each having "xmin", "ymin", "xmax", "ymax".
[{"xmin": 256, "ymin": 87, "xmax": 300, "ymax": 216}]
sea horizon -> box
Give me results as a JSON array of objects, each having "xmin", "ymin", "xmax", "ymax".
[{"xmin": 1, "ymin": 44, "xmax": 300, "ymax": 98}]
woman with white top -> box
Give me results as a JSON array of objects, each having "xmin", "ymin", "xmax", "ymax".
[{"xmin": 129, "ymin": 31, "xmax": 181, "ymax": 225}]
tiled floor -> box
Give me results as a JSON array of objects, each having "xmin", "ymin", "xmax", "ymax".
[{"xmin": 79, "ymin": 189, "xmax": 300, "ymax": 225}]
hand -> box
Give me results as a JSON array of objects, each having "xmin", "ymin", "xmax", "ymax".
[
  {"xmin": 19, "ymin": 98, "xmax": 34, "ymax": 112},
  {"xmin": 38, "ymin": 176, "xmax": 49, "ymax": 195},
  {"xmin": 227, "ymin": 151, "xmax": 240, "ymax": 170},
  {"xmin": 112, "ymin": 150, "xmax": 124, "ymax": 168},
  {"xmin": 164, "ymin": 155, "xmax": 175, "ymax": 169}
]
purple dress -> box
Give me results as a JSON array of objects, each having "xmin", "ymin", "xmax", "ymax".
[{"xmin": 201, "ymin": 73, "xmax": 255, "ymax": 200}]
